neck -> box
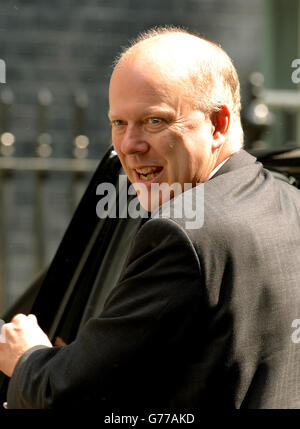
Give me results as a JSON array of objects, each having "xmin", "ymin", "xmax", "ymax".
[{"xmin": 215, "ymin": 141, "xmax": 236, "ymax": 167}]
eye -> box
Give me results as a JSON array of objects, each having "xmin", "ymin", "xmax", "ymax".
[
  {"xmin": 148, "ymin": 117, "xmax": 162, "ymax": 125},
  {"xmin": 111, "ymin": 119, "xmax": 126, "ymax": 127}
]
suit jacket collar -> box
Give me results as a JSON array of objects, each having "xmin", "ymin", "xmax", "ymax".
[{"xmin": 211, "ymin": 149, "xmax": 258, "ymax": 180}]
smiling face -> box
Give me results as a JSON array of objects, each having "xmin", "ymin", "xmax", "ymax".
[{"xmin": 109, "ymin": 59, "xmax": 224, "ymax": 211}]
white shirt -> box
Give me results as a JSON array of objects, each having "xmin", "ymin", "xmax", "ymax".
[{"xmin": 206, "ymin": 157, "xmax": 230, "ymax": 182}]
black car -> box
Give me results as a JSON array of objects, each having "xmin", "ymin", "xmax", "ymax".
[{"xmin": 0, "ymin": 145, "xmax": 299, "ymax": 404}]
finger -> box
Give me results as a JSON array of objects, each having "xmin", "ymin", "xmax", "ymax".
[
  {"xmin": 0, "ymin": 323, "xmax": 7, "ymax": 343},
  {"xmin": 27, "ymin": 314, "xmax": 38, "ymax": 324},
  {"xmin": 11, "ymin": 314, "xmax": 27, "ymax": 325},
  {"xmin": 0, "ymin": 322, "xmax": 13, "ymax": 342}
]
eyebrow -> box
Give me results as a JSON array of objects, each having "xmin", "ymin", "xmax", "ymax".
[{"xmin": 108, "ymin": 107, "xmax": 175, "ymax": 120}]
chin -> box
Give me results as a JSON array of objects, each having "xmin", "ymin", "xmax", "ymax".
[
  {"xmin": 137, "ymin": 194, "xmax": 160, "ymax": 213},
  {"xmin": 134, "ymin": 180, "xmax": 182, "ymax": 213},
  {"xmin": 135, "ymin": 188, "xmax": 160, "ymax": 213}
]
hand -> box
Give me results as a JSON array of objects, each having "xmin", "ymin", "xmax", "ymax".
[{"xmin": 0, "ymin": 313, "xmax": 52, "ymax": 377}]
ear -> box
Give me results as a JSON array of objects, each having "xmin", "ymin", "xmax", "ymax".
[{"xmin": 211, "ymin": 105, "xmax": 230, "ymax": 150}]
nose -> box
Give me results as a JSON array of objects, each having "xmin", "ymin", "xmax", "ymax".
[{"xmin": 119, "ymin": 124, "xmax": 149, "ymax": 155}]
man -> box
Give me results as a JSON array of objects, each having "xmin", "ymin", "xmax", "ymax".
[{"xmin": 1, "ymin": 27, "xmax": 300, "ymax": 409}]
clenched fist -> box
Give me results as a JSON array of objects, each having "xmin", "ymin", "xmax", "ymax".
[{"xmin": 0, "ymin": 314, "xmax": 52, "ymax": 377}]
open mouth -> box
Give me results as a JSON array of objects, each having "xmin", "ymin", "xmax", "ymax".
[{"xmin": 135, "ymin": 166, "xmax": 163, "ymax": 182}]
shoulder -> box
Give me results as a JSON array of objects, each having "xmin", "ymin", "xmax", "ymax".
[{"xmin": 131, "ymin": 215, "xmax": 200, "ymax": 263}]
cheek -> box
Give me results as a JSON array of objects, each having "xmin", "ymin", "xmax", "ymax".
[
  {"xmin": 155, "ymin": 129, "xmax": 183, "ymax": 157},
  {"xmin": 112, "ymin": 136, "xmax": 123, "ymax": 157},
  {"xmin": 111, "ymin": 128, "xmax": 125, "ymax": 149},
  {"xmin": 112, "ymin": 149, "xmax": 130, "ymax": 175},
  {"xmin": 112, "ymin": 135, "xmax": 121, "ymax": 152}
]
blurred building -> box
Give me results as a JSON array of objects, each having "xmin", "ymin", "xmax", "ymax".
[{"xmin": 0, "ymin": 0, "xmax": 268, "ymax": 309}]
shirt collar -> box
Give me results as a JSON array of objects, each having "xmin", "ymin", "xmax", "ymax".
[{"xmin": 205, "ymin": 157, "xmax": 231, "ymax": 182}]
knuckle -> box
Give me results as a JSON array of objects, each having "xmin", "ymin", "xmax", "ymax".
[
  {"xmin": 11, "ymin": 313, "xmax": 26, "ymax": 324},
  {"xmin": 28, "ymin": 314, "xmax": 37, "ymax": 322},
  {"xmin": 2, "ymin": 323, "xmax": 11, "ymax": 337}
]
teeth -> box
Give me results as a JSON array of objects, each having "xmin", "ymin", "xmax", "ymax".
[
  {"xmin": 136, "ymin": 167, "xmax": 160, "ymax": 174},
  {"xmin": 140, "ymin": 173, "xmax": 158, "ymax": 181}
]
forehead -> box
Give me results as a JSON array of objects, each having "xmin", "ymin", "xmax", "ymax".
[{"xmin": 109, "ymin": 60, "xmax": 192, "ymax": 117}]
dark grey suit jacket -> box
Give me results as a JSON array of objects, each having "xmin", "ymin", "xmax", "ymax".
[{"xmin": 7, "ymin": 150, "xmax": 300, "ymax": 409}]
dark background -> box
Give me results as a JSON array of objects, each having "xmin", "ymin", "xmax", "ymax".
[
  {"xmin": 0, "ymin": 0, "xmax": 262, "ymax": 158},
  {"xmin": 1, "ymin": 0, "xmax": 295, "ymax": 310}
]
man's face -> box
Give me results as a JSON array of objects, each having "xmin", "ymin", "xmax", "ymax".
[{"xmin": 108, "ymin": 61, "xmax": 216, "ymax": 211}]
